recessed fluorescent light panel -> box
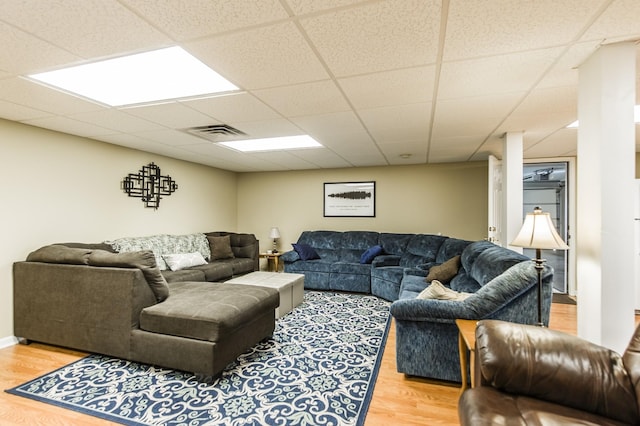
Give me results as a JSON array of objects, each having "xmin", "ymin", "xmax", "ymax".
[
  {"xmin": 219, "ymin": 135, "xmax": 322, "ymax": 152},
  {"xmin": 567, "ymin": 105, "xmax": 640, "ymax": 128},
  {"xmin": 28, "ymin": 46, "xmax": 238, "ymax": 106}
]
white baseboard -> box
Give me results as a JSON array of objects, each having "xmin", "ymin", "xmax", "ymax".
[{"xmin": 0, "ymin": 336, "xmax": 18, "ymax": 349}]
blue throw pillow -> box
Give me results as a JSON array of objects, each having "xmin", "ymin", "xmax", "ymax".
[
  {"xmin": 360, "ymin": 245, "xmax": 383, "ymax": 264},
  {"xmin": 292, "ymin": 243, "xmax": 320, "ymax": 261}
]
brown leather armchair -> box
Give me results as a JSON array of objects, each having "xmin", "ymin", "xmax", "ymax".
[{"xmin": 459, "ymin": 320, "xmax": 640, "ymax": 426}]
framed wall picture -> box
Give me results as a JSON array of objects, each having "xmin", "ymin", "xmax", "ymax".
[{"xmin": 324, "ymin": 181, "xmax": 376, "ymax": 217}]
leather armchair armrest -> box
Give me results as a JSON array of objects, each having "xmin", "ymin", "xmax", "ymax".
[{"xmin": 476, "ymin": 320, "xmax": 639, "ymax": 424}]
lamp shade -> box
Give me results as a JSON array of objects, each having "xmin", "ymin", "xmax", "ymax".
[
  {"xmin": 269, "ymin": 227, "xmax": 281, "ymax": 239},
  {"xmin": 511, "ymin": 207, "xmax": 569, "ymax": 250}
]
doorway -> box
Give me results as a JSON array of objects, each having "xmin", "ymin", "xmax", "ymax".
[{"xmin": 523, "ymin": 162, "xmax": 569, "ymax": 293}]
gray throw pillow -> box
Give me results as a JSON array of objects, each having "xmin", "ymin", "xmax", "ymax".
[{"xmin": 207, "ymin": 235, "xmax": 235, "ymax": 260}]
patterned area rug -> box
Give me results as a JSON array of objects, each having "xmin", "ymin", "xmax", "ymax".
[{"xmin": 6, "ymin": 291, "xmax": 390, "ymax": 426}]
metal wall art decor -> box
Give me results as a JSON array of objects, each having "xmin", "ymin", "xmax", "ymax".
[
  {"xmin": 121, "ymin": 162, "xmax": 178, "ymax": 209},
  {"xmin": 324, "ymin": 181, "xmax": 376, "ymax": 217}
]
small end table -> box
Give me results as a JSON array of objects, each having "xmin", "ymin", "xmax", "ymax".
[
  {"xmin": 456, "ymin": 319, "xmax": 478, "ymax": 393},
  {"xmin": 260, "ymin": 252, "xmax": 282, "ymax": 272}
]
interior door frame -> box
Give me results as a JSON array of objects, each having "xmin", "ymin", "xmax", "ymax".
[{"xmin": 524, "ymin": 157, "xmax": 576, "ymax": 296}]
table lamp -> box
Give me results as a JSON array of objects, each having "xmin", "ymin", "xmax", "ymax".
[
  {"xmin": 511, "ymin": 207, "xmax": 569, "ymax": 326},
  {"xmin": 269, "ymin": 227, "xmax": 281, "ymax": 253}
]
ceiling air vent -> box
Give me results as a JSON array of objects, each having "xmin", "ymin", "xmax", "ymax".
[{"xmin": 183, "ymin": 124, "xmax": 247, "ymax": 142}]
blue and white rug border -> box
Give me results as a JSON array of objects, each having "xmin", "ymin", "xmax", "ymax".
[{"xmin": 6, "ymin": 291, "xmax": 391, "ymax": 426}]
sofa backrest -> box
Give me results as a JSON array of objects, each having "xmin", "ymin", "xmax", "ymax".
[
  {"xmin": 399, "ymin": 234, "xmax": 446, "ymax": 267},
  {"xmin": 378, "ymin": 233, "xmax": 413, "ymax": 256},
  {"xmin": 435, "ymin": 237, "xmax": 472, "ymax": 263},
  {"xmin": 297, "ymin": 230, "xmax": 344, "ymax": 262},
  {"xmin": 205, "ymin": 231, "xmax": 259, "ymax": 270},
  {"xmin": 470, "ymin": 246, "xmax": 530, "ymax": 287},
  {"xmin": 340, "ymin": 231, "xmax": 379, "ymax": 263},
  {"xmin": 106, "ymin": 233, "xmax": 211, "ymax": 270}
]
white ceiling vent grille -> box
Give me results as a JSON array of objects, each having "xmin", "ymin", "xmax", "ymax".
[{"xmin": 183, "ymin": 124, "xmax": 247, "ymax": 142}]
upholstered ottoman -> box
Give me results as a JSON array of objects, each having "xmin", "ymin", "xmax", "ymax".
[
  {"xmin": 225, "ymin": 271, "xmax": 304, "ymax": 318},
  {"xmin": 132, "ymin": 281, "xmax": 279, "ymax": 377}
]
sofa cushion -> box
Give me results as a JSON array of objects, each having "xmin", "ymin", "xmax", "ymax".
[
  {"xmin": 208, "ymin": 235, "xmax": 235, "ymax": 260},
  {"xmin": 27, "ymin": 244, "xmax": 91, "ymax": 265},
  {"xmin": 88, "ymin": 249, "xmax": 170, "ymax": 302},
  {"xmin": 162, "ymin": 268, "xmax": 206, "ymax": 283},
  {"xmin": 190, "ymin": 262, "xmax": 234, "ymax": 281},
  {"xmin": 426, "ymin": 255, "xmax": 461, "ymax": 283},
  {"xmin": 449, "ymin": 270, "xmax": 482, "ymax": 293},
  {"xmin": 292, "ymin": 243, "xmax": 320, "ymax": 260},
  {"xmin": 360, "ymin": 245, "xmax": 383, "ymax": 264},
  {"xmin": 140, "ymin": 282, "xmax": 278, "ymax": 342},
  {"xmin": 163, "ymin": 252, "xmax": 207, "ymax": 271}
]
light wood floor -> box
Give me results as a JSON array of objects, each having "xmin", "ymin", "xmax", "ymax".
[{"xmin": 0, "ymin": 302, "xmax": 580, "ymax": 425}]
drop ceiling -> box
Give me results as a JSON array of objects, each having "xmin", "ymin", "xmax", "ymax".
[{"xmin": 0, "ymin": 0, "xmax": 639, "ymax": 172}]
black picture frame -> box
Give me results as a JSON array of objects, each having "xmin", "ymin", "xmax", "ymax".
[{"xmin": 324, "ymin": 181, "xmax": 376, "ymax": 217}]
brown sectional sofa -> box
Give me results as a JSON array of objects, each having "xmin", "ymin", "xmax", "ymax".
[{"xmin": 13, "ymin": 232, "xmax": 279, "ymax": 377}]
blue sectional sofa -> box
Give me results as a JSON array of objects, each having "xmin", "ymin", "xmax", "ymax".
[{"xmin": 282, "ymin": 230, "xmax": 554, "ymax": 383}]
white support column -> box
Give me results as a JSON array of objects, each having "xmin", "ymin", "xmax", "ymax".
[
  {"xmin": 503, "ymin": 132, "xmax": 524, "ymax": 252},
  {"xmin": 577, "ymin": 42, "xmax": 636, "ymax": 353}
]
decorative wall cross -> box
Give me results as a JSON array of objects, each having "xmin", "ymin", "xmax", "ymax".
[{"xmin": 121, "ymin": 162, "xmax": 178, "ymax": 209}]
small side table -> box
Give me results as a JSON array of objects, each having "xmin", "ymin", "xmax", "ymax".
[
  {"xmin": 260, "ymin": 252, "xmax": 282, "ymax": 272},
  {"xmin": 456, "ymin": 319, "xmax": 478, "ymax": 393}
]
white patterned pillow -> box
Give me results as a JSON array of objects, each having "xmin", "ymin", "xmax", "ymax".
[{"xmin": 163, "ymin": 252, "xmax": 208, "ymax": 271}]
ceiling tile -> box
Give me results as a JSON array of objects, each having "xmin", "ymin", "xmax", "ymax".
[
  {"xmin": 0, "ymin": 77, "xmax": 104, "ymax": 115},
  {"xmin": 225, "ymin": 118, "xmax": 302, "ymax": 139},
  {"xmin": 291, "ymin": 111, "xmax": 368, "ymax": 139},
  {"xmin": 254, "ymin": 80, "xmax": 350, "ymax": 117},
  {"xmin": 1, "ymin": 0, "xmax": 171, "ymax": 59},
  {"xmin": 0, "ymin": 21, "xmax": 81, "ymax": 74},
  {"xmin": 0, "ymin": 100, "xmax": 52, "ymax": 122},
  {"xmin": 284, "ymin": 0, "xmax": 370, "ymax": 15},
  {"xmin": 132, "ymin": 129, "xmax": 210, "ymax": 146},
  {"xmin": 438, "ymin": 48, "xmax": 563, "ymax": 99},
  {"xmin": 429, "ymin": 136, "xmax": 485, "ymax": 163},
  {"xmin": 23, "ymin": 116, "xmax": 113, "ymax": 137},
  {"xmin": 301, "ymin": 0, "xmax": 441, "ymax": 77},
  {"xmin": 444, "ymin": 0, "xmax": 604, "ymax": 61},
  {"xmin": 432, "ymin": 93, "xmax": 524, "ymax": 138},
  {"xmin": 536, "ymin": 42, "xmax": 600, "ymax": 90},
  {"xmin": 122, "ymin": 0, "xmax": 288, "ymax": 41},
  {"xmin": 186, "ymin": 21, "xmax": 329, "ymax": 90},
  {"xmin": 182, "ymin": 93, "xmax": 281, "ymax": 123},
  {"xmin": 378, "ymin": 141, "xmax": 428, "ymax": 164},
  {"xmin": 288, "ymin": 148, "xmax": 352, "ymax": 168},
  {"xmin": 123, "ymin": 102, "xmax": 220, "ymax": 129},
  {"xmin": 524, "ymin": 129, "xmax": 577, "ymax": 158},
  {"xmin": 339, "ymin": 66, "xmax": 436, "ymax": 109},
  {"xmin": 581, "ymin": 0, "xmax": 640, "ymax": 42},
  {"xmin": 71, "ymin": 109, "xmax": 165, "ymax": 133},
  {"xmin": 359, "ymin": 103, "xmax": 431, "ymax": 144}
]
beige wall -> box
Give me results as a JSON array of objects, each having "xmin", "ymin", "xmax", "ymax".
[
  {"xmin": 0, "ymin": 119, "xmax": 237, "ymax": 341},
  {"xmin": 1, "ymin": 118, "xmax": 490, "ymax": 342},
  {"xmin": 237, "ymin": 162, "xmax": 488, "ymax": 255}
]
